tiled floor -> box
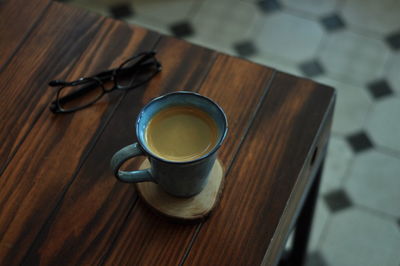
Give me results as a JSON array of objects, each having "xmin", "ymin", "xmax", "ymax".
[{"xmin": 62, "ymin": 0, "xmax": 400, "ymax": 265}]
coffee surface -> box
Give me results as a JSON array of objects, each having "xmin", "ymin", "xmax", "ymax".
[{"xmin": 145, "ymin": 105, "xmax": 218, "ymax": 162}]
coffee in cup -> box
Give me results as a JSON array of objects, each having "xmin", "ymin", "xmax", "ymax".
[{"xmin": 145, "ymin": 105, "xmax": 218, "ymax": 162}]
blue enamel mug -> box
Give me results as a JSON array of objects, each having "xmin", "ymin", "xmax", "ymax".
[{"xmin": 110, "ymin": 91, "xmax": 228, "ymax": 197}]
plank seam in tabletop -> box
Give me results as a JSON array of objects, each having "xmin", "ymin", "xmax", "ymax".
[
  {"xmin": 0, "ymin": 1, "xmax": 52, "ymax": 73},
  {"xmin": 20, "ymin": 91, "xmax": 130, "ymax": 266},
  {"xmin": 178, "ymin": 70, "xmax": 277, "ymax": 266},
  {"xmin": 0, "ymin": 12, "xmax": 107, "ymax": 177},
  {"xmin": 19, "ymin": 35, "xmax": 163, "ymax": 265},
  {"xmin": 98, "ymin": 43, "xmax": 219, "ymax": 266}
]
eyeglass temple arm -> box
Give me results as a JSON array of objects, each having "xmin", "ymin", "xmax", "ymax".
[{"xmin": 50, "ymin": 81, "xmax": 100, "ymax": 109}]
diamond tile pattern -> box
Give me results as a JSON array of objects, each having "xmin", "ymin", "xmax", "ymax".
[
  {"xmin": 187, "ymin": 0, "xmax": 258, "ymax": 55},
  {"xmin": 281, "ymin": 0, "xmax": 337, "ymax": 16},
  {"xmin": 170, "ymin": 21, "xmax": 194, "ymax": 38},
  {"xmin": 109, "ymin": 3, "xmax": 134, "ymax": 19},
  {"xmin": 386, "ymin": 31, "xmax": 400, "ymax": 50},
  {"xmin": 320, "ymin": 136, "xmax": 353, "ymax": 194},
  {"xmin": 254, "ymin": 13, "xmax": 324, "ymax": 63},
  {"xmin": 308, "ymin": 199, "xmax": 330, "ymax": 251},
  {"xmin": 366, "ymin": 98, "xmax": 400, "ymax": 151},
  {"xmin": 346, "ymin": 151, "xmax": 400, "ymax": 216},
  {"xmin": 306, "ymin": 252, "xmax": 328, "ymax": 266},
  {"xmin": 346, "ymin": 131, "xmax": 373, "ymax": 153},
  {"xmin": 130, "ymin": 0, "xmax": 197, "ymax": 25},
  {"xmin": 320, "ymin": 14, "xmax": 346, "ymax": 32},
  {"xmin": 323, "ymin": 189, "xmax": 352, "ymax": 213},
  {"xmin": 342, "ymin": 0, "xmax": 400, "ymax": 34},
  {"xmin": 367, "ymin": 79, "xmax": 394, "ymax": 99},
  {"xmin": 299, "ymin": 60, "xmax": 325, "ymax": 77},
  {"xmin": 233, "ymin": 41, "xmax": 258, "ymax": 57},
  {"xmin": 321, "ymin": 209, "xmax": 400, "ymax": 266},
  {"xmin": 257, "ymin": 0, "xmax": 281, "ymax": 13},
  {"xmin": 125, "ymin": 16, "xmax": 169, "ymax": 35},
  {"xmin": 319, "ymin": 30, "xmax": 389, "ymax": 87},
  {"xmin": 386, "ymin": 53, "xmax": 400, "ymax": 93},
  {"xmin": 316, "ymin": 77, "xmax": 373, "ymax": 135},
  {"xmin": 251, "ymin": 54, "xmax": 302, "ymax": 77}
]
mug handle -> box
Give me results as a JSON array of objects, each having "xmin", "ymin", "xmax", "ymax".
[{"xmin": 110, "ymin": 143, "xmax": 155, "ymax": 183}]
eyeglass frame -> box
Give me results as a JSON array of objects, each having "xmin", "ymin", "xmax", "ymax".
[{"xmin": 49, "ymin": 51, "xmax": 162, "ymax": 114}]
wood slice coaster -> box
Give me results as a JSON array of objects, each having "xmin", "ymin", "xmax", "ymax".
[{"xmin": 136, "ymin": 159, "xmax": 225, "ymax": 221}]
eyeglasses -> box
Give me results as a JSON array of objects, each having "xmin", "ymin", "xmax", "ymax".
[{"xmin": 49, "ymin": 51, "xmax": 161, "ymax": 113}]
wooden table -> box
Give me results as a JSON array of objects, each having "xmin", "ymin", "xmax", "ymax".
[{"xmin": 0, "ymin": 0, "xmax": 335, "ymax": 265}]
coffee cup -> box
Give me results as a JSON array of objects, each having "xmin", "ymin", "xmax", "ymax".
[{"xmin": 110, "ymin": 91, "xmax": 228, "ymax": 197}]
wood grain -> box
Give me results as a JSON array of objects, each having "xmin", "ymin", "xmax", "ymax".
[
  {"xmin": 0, "ymin": 2, "xmax": 104, "ymax": 174},
  {"xmin": 104, "ymin": 55, "xmax": 275, "ymax": 266},
  {"xmin": 0, "ymin": 16, "xmax": 159, "ymax": 265},
  {"xmin": 0, "ymin": 0, "xmax": 50, "ymax": 69},
  {"xmin": 184, "ymin": 72, "xmax": 335, "ymax": 266},
  {"xmin": 21, "ymin": 37, "xmax": 217, "ymax": 265}
]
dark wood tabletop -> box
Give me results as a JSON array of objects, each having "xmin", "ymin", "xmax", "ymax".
[{"xmin": 0, "ymin": 0, "xmax": 335, "ymax": 265}]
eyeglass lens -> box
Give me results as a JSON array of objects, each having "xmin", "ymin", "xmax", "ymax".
[
  {"xmin": 57, "ymin": 78, "xmax": 104, "ymax": 111},
  {"xmin": 115, "ymin": 55, "xmax": 160, "ymax": 90}
]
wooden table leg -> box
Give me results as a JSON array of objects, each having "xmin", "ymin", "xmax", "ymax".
[{"xmin": 280, "ymin": 157, "xmax": 325, "ymax": 266}]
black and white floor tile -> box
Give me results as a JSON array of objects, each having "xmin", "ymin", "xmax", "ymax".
[{"xmin": 61, "ymin": 0, "xmax": 400, "ymax": 265}]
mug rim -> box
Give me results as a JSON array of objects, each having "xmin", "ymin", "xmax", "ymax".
[{"xmin": 136, "ymin": 91, "xmax": 228, "ymax": 164}]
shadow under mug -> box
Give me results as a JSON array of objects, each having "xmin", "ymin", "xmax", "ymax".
[{"xmin": 110, "ymin": 91, "xmax": 228, "ymax": 197}]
